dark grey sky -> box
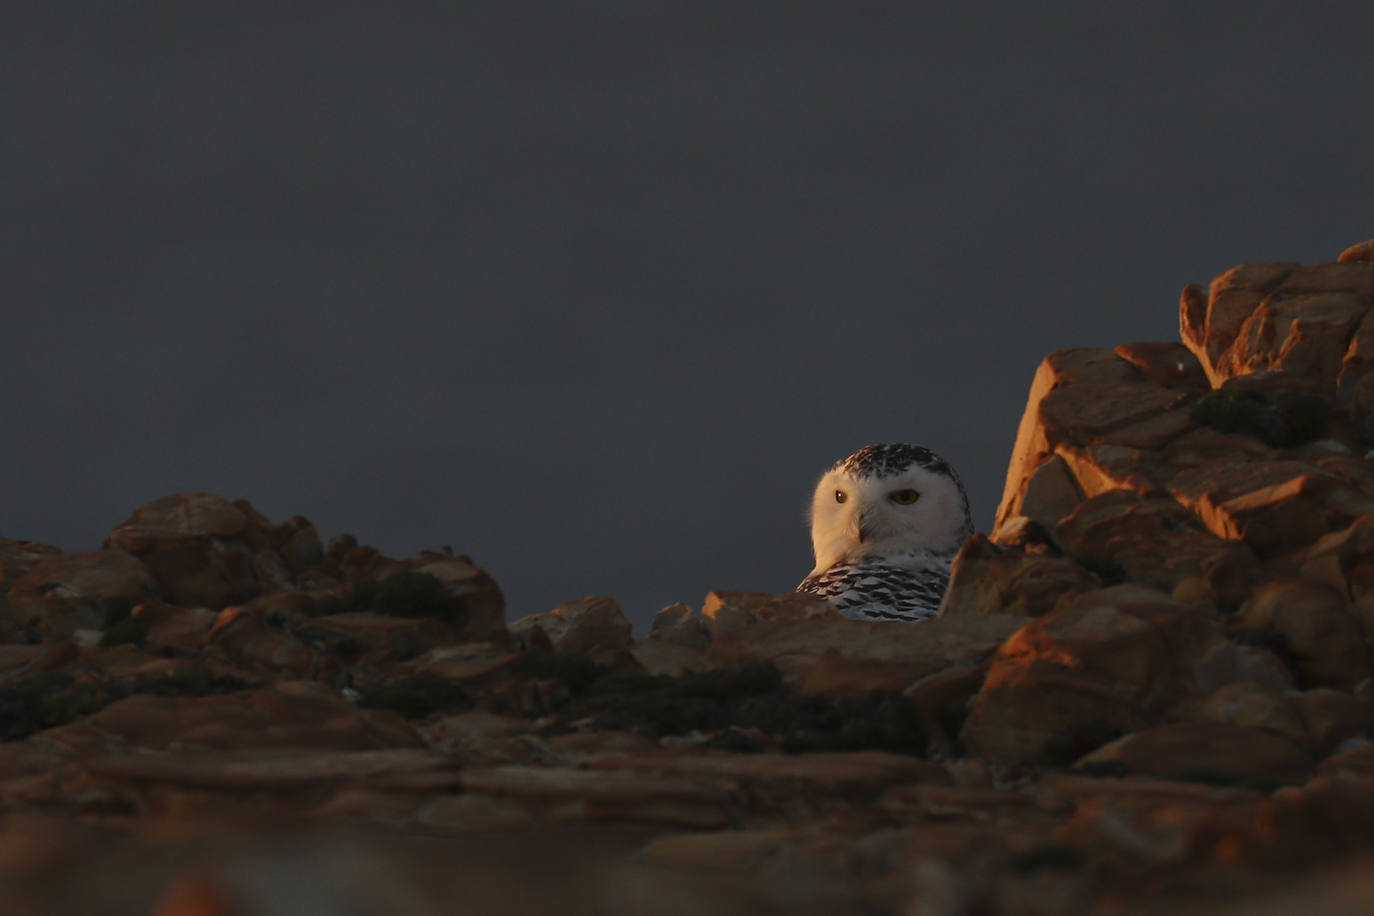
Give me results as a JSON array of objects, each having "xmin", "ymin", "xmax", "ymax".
[{"xmin": 5, "ymin": 3, "xmax": 1373, "ymax": 630}]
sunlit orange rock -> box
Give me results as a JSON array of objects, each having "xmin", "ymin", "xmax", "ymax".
[{"xmin": 940, "ymin": 533, "xmax": 1099, "ymax": 618}]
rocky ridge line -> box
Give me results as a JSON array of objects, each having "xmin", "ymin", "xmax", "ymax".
[{"xmin": 4, "ymin": 240, "xmax": 1374, "ymax": 914}]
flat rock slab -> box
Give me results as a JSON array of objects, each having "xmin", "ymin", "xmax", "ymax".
[
  {"xmin": 458, "ymin": 764, "xmax": 736, "ymax": 828},
  {"xmin": 37, "ymin": 687, "xmax": 420, "ymax": 755},
  {"xmin": 705, "ymin": 615, "xmax": 1026, "ymax": 680},
  {"xmin": 584, "ymin": 749, "xmax": 949, "ymax": 792},
  {"xmin": 1078, "ymin": 721, "xmax": 1313, "ymax": 784},
  {"xmin": 84, "ymin": 747, "xmax": 457, "ymax": 788}
]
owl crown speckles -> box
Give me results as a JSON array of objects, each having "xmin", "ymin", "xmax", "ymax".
[
  {"xmin": 797, "ymin": 442, "xmax": 973, "ymax": 623},
  {"xmin": 835, "ymin": 443, "xmax": 955, "ymax": 481}
]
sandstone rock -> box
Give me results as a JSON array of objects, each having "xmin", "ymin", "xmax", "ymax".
[
  {"xmin": 1192, "ymin": 682, "xmax": 1306, "ymax": 744},
  {"xmin": 0, "ymin": 537, "xmax": 63, "ymax": 585},
  {"xmin": 1228, "ymin": 579, "xmax": 1372, "ymax": 691},
  {"xmin": 1013, "ymin": 455, "xmax": 1084, "ymax": 531},
  {"xmin": 128, "ymin": 601, "xmax": 219, "ymax": 649},
  {"xmin": 271, "ymin": 515, "xmax": 325, "ymax": 576},
  {"xmin": 1215, "ymin": 291, "xmax": 1369, "ymax": 389},
  {"xmin": 1338, "ymin": 238, "xmax": 1374, "ymax": 264},
  {"xmin": 1179, "ymin": 261, "xmax": 1298, "ymax": 384},
  {"xmin": 704, "ymin": 614, "xmax": 1024, "ymax": 683},
  {"xmin": 1192, "ymin": 639, "xmax": 1298, "ymax": 695},
  {"xmin": 1113, "ymin": 341, "xmax": 1209, "ymax": 391},
  {"xmin": 85, "ymin": 747, "xmax": 455, "ymax": 789},
  {"xmin": 960, "ymin": 586, "xmax": 1221, "ymax": 764},
  {"xmin": 123, "ymin": 540, "xmax": 261, "ymax": 610},
  {"xmin": 1171, "ymin": 462, "xmax": 1374, "ymax": 558},
  {"xmin": 996, "ymin": 348, "xmax": 1185, "ymax": 532},
  {"xmin": 697, "ymin": 590, "xmax": 774, "ymax": 634},
  {"xmin": 105, "ymin": 494, "xmax": 341, "ymax": 609},
  {"xmin": 629, "ymin": 638, "xmax": 707, "ymax": 676},
  {"xmin": 457, "ymin": 764, "xmax": 735, "ymax": 828},
  {"xmin": 1051, "ymin": 490, "xmax": 1264, "ymax": 609},
  {"xmin": 699, "ymin": 591, "xmax": 840, "ymax": 639},
  {"xmin": 939, "ymin": 534, "xmax": 1099, "ymax": 618},
  {"xmin": 205, "ymin": 605, "xmax": 318, "ymax": 677},
  {"xmin": 1319, "ymin": 742, "xmax": 1374, "ymax": 779},
  {"xmin": 39, "ymin": 684, "xmax": 419, "ymax": 755},
  {"xmin": 634, "ymin": 829, "xmax": 797, "ymax": 873},
  {"xmin": 648, "ymin": 602, "xmax": 711, "ymax": 649},
  {"xmin": 1342, "ymin": 371, "xmax": 1374, "ymax": 444},
  {"xmin": 586, "ymin": 748, "xmax": 947, "ymax": 794},
  {"xmin": 6, "ymin": 550, "xmax": 162, "ymax": 639},
  {"xmin": 509, "ymin": 596, "xmax": 632, "ymax": 658},
  {"xmin": 1291, "ymin": 516, "xmax": 1374, "ymax": 599},
  {"xmin": 1291, "ymin": 688, "xmax": 1374, "ymax": 757},
  {"xmin": 1076, "ymin": 721, "xmax": 1313, "ymax": 784},
  {"xmin": 417, "ymin": 709, "xmax": 543, "ymax": 764},
  {"xmin": 411, "ymin": 556, "xmax": 506, "ymax": 639},
  {"xmin": 293, "ymin": 611, "xmax": 459, "ymax": 662},
  {"xmin": 107, "ymin": 493, "xmax": 254, "ymax": 552},
  {"xmin": 393, "ymin": 643, "xmax": 521, "ymax": 685}
]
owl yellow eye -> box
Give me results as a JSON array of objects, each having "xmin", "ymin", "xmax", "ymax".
[
  {"xmin": 834, "ymin": 490, "xmax": 847, "ymax": 503},
  {"xmin": 889, "ymin": 489, "xmax": 920, "ymax": 505}
]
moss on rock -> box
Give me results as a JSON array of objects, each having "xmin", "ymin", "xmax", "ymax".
[
  {"xmin": 356, "ymin": 673, "xmax": 473, "ymax": 719},
  {"xmin": 0, "ymin": 670, "xmax": 253, "ymax": 742},
  {"xmin": 321, "ymin": 572, "xmax": 469, "ymax": 624},
  {"xmin": 1190, "ymin": 389, "xmax": 1329, "ymax": 447}
]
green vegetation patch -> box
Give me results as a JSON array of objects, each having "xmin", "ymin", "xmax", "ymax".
[
  {"xmin": 356, "ymin": 673, "xmax": 473, "ymax": 719},
  {"xmin": 1190, "ymin": 388, "xmax": 1329, "ymax": 447},
  {"xmin": 318, "ymin": 572, "xmax": 468, "ymax": 624},
  {"xmin": 0, "ymin": 670, "xmax": 253, "ymax": 742},
  {"xmin": 99, "ymin": 616, "xmax": 149, "ymax": 648},
  {"xmin": 555, "ymin": 663, "xmax": 928, "ymax": 755},
  {"xmin": 512, "ymin": 651, "xmax": 611, "ymax": 696}
]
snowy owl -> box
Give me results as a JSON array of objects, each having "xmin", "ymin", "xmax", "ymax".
[{"xmin": 797, "ymin": 443, "xmax": 973, "ymax": 622}]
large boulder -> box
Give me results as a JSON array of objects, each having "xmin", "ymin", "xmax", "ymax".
[
  {"xmin": 106, "ymin": 493, "xmax": 297, "ymax": 608},
  {"xmin": 1227, "ymin": 579, "xmax": 1372, "ymax": 692},
  {"xmin": 960, "ymin": 586, "xmax": 1222, "ymax": 764},
  {"xmin": 6, "ymin": 550, "xmax": 162, "ymax": 639}
]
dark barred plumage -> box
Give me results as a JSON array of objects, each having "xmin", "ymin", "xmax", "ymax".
[{"xmin": 797, "ymin": 555, "xmax": 949, "ymax": 622}]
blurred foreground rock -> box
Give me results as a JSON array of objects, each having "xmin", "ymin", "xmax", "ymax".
[{"xmin": 6, "ymin": 241, "xmax": 1374, "ymax": 914}]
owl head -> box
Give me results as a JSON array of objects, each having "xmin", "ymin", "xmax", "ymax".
[{"xmin": 807, "ymin": 443, "xmax": 973, "ymax": 573}]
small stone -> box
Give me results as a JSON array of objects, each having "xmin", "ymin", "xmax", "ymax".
[
  {"xmin": 1337, "ymin": 238, "xmax": 1374, "ymax": 264},
  {"xmin": 699, "ymin": 591, "xmax": 773, "ymax": 637},
  {"xmin": 648, "ymin": 602, "xmax": 710, "ymax": 648},
  {"xmin": 509, "ymin": 596, "xmax": 632, "ymax": 658}
]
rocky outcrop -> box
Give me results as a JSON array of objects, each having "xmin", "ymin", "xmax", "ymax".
[{"xmin": 8, "ymin": 241, "xmax": 1374, "ymax": 915}]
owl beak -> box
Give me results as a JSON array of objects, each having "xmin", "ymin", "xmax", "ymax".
[{"xmin": 856, "ymin": 513, "xmax": 875, "ymax": 544}]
